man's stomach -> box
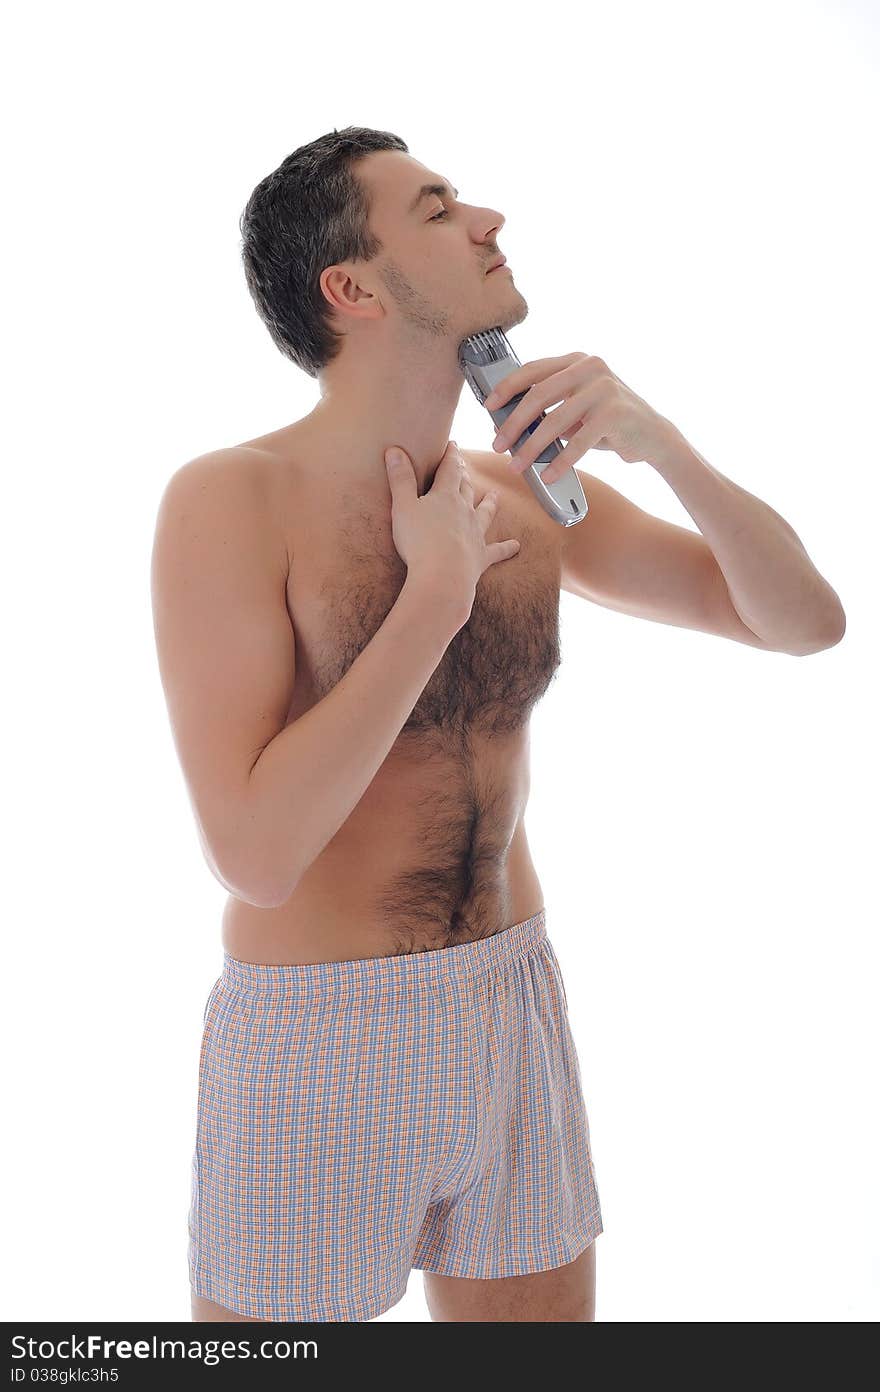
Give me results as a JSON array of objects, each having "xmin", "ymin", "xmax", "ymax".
[{"xmin": 220, "ymin": 731, "xmax": 542, "ymax": 963}]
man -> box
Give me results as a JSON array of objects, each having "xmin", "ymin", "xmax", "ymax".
[{"xmin": 150, "ymin": 127, "xmax": 846, "ymax": 1324}]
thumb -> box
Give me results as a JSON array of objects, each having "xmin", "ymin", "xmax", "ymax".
[{"xmin": 384, "ymin": 446, "xmax": 417, "ymax": 496}]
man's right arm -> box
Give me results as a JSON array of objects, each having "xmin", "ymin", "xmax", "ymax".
[
  {"xmin": 245, "ymin": 574, "xmax": 463, "ymax": 906},
  {"xmin": 150, "ymin": 450, "xmax": 465, "ymax": 909}
]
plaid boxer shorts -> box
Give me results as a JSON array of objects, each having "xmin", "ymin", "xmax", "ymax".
[{"xmin": 187, "ymin": 907, "xmax": 603, "ymax": 1321}]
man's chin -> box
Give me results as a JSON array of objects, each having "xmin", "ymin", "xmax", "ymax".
[{"xmin": 467, "ymin": 292, "xmax": 529, "ymax": 340}]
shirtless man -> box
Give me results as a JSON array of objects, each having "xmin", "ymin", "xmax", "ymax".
[{"xmin": 150, "ymin": 128, "xmax": 846, "ymax": 1324}]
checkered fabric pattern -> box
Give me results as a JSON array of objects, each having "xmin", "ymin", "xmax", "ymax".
[{"xmin": 188, "ymin": 908, "xmax": 602, "ymax": 1321}]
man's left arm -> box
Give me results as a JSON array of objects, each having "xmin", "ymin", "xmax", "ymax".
[
  {"xmin": 645, "ymin": 429, "xmax": 846, "ymax": 653},
  {"xmin": 486, "ymin": 351, "xmax": 846, "ymax": 654}
]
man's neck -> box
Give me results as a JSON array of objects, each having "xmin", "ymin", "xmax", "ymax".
[{"xmin": 297, "ymin": 356, "xmax": 468, "ymax": 494}]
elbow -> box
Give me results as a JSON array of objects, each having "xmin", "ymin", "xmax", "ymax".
[
  {"xmin": 224, "ymin": 874, "xmax": 289, "ymax": 911},
  {"xmin": 818, "ymin": 598, "xmax": 847, "ymax": 650},
  {"xmin": 789, "ymin": 607, "xmax": 846, "ymax": 656},
  {"xmin": 819, "ymin": 590, "xmax": 847, "ymax": 647},
  {"xmin": 248, "ymin": 877, "xmax": 301, "ymax": 911},
  {"xmin": 211, "ymin": 839, "xmax": 300, "ymax": 911},
  {"xmin": 223, "ymin": 861, "xmax": 300, "ymax": 911},
  {"xmin": 824, "ymin": 616, "xmax": 846, "ymax": 651}
]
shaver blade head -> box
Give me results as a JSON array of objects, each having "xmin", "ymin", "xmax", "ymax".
[
  {"xmin": 458, "ymin": 327, "xmax": 515, "ymax": 369},
  {"xmin": 458, "ymin": 328, "xmax": 520, "ymax": 404}
]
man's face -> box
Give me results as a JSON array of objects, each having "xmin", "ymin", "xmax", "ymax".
[{"xmin": 345, "ymin": 149, "xmax": 528, "ymax": 343}]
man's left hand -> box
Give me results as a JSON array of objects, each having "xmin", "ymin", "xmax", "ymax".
[{"xmin": 485, "ymin": 351, "xmax": 681, "ymax": 482}]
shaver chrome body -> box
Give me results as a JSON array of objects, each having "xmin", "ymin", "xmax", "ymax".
[{"xmin": 458, "ymin": 328, "xmax": 588, "ymax": 527}]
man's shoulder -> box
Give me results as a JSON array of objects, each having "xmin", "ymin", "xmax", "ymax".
[
  {"xmin": 170, "ymin": 443, "xmax": 276, "ymax": 499},
  {"xmin": 460, "ymin": 446, "xmax": 513, "ymax": 491},
  {"xmin": 157, "ymin": 446, "xmax": 282, "ymax": 551}
]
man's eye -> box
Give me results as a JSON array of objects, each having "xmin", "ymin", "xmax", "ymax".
[{"xmin": 429, "ymin": 207, "xmax": 450, "ymax": 221}]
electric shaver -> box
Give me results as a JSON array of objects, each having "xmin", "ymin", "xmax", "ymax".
[{"xmin": 458, "ymin": 328, "xmax": 588, "ymax": 527}]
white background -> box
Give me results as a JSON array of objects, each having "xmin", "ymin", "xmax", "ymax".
[{"xmin": 3, "ymin": 0, "xmax": 877, "ymax": 1323}]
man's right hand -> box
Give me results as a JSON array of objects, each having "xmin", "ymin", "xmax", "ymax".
[{"xmin": 384, "ymin": 439, "xmax": 521, "ymax": 620}]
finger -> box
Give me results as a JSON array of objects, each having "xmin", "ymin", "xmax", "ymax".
[
  {"xmin": 486, "ymin": 537, "xmax": 522, "ymax": 563},
  {"xmin": 475, "ymin": 487, "xmax": 499, "ymax": 528},
  {"xmin": 384, "ymin": 447, "xmax": 418, "ymax": 501},
  {"xmin": 538, "ymin": 409, "xmax": 615, "ymax": 484},
  {"xmin": 459, "ymin": 470, "xmax": 474, "ymax": 501},
  {"xmin": 438, "ymin": 438, "xmax": 466, "ymax": 487},
  {"xmin": 494, "ymin": 374, "xmax": 591, "ymax": 458},
  {"xmin": 483, "ymin": 352, "xmax": 583, "ymax": 410},
  {"xmin": 508, "ymin": 396, "xmax": 596, "ymax": 475}
]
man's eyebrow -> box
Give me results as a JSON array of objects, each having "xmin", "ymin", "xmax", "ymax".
[{"xmin": 408, "ymin": 180, "xmax": 459, "ymax": 214}]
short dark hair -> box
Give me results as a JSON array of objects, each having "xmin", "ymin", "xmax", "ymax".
[{"xmin": 239, "ymin": 126, "xmax": 409, "ymax": 379}]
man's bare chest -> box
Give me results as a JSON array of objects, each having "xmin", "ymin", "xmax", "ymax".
[{"xmin": 276, "ymin": 448, "xmax": 565, "ymax": 737}]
